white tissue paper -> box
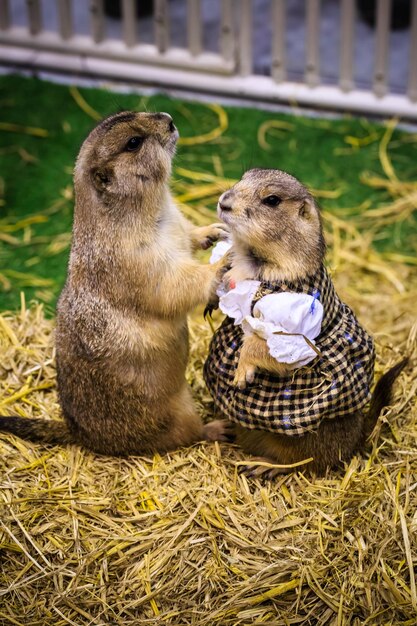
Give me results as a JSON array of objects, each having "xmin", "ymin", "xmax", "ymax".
[
  {"xmin": 209, "ymin": 239, "xmax": 233, "ymax": 264},
  {"xmin": 218, "ymin": 280, "xmax": 261, "ymax": 325}
]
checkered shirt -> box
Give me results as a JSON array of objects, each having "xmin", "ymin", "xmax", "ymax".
[{"xmin": 203, "ymin": 265, "xmax": 375, "ymax": 436}]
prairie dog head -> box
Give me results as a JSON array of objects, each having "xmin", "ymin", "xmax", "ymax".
[
  {"xmin": 74, "ymin": 111, "xmax": 178, "ymax": 209},
  {"xmin": 218, "ymin": 169, "xmax": 325, "ymax": 282}
]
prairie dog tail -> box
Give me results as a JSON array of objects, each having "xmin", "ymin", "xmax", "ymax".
[
  {"xmin": 0, "ymin": 416, "xmax": 74, "ymax": 445},
  {"xmin": 363, "ymin": 357, "xmax": 409, "ymax": 441}
]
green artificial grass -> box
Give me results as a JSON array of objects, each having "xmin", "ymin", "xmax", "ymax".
[{"xmin": 0, "ymin": 73, "xmax": 416, "ymax": 312}]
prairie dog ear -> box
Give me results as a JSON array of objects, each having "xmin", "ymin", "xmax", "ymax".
[
  {"xmin": 91, "ymin": 167, "xmax": 113, "ymax": 193},
  {"xmin": 299, "ymin": 196, "xmax": 316, "ymax": 219}
]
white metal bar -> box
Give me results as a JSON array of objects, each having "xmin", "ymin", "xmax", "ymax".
[
  {"xmin": 154, "ymin": 0, "xmax": 169, "ymax": 54},
  {"xmin": 373, "ymin": 0, "xmax": 391, "ymax": 97},
  {"xmin": 220, "ymin": 0, "xmax": 235, "ymax": 63},
  {"xmin": 0, "ymin": 0, "xmax": 10, "ymax": 31},
  {"xmin": 339, "ymin": 0, "xmax": 355, "ymax": 92},
  {"xmin": 122, "ymin": 0, "xmax": 136, "ymax": 48},
  {"xmin": 26, "ymin": 0, "xmax": 42, "ymax": 35},
  {"xmin": 2, "ymin": 41, "xmax": 416, "ymax": 120},
  {"xmin": 0, "ymin": 29, "xmax": 233, "ymax": 73},
  {"xmin": 271, "ymin": 0, "xmax": 286, "ymax": 83},
  {"xmin": 187, "ymin": 0, "xmax": 202, "ymax": 56},
  {"xmin": 305, "ymin": 0, "xmax": 320, "ymax": 87},
  {"xmin": 58, "ymin": 0, "xmax": 73, "ymax": 41},
  {"xmin": 239, "ymin": 0, "xmax": 252, "ymax": 76},
  {"xmin": 90, "ymin": 0, "xmax": 105, "ymax": 44},
  {"xmin": 408, "ymin": 0, "xmax": 417, "ymax": 101}
]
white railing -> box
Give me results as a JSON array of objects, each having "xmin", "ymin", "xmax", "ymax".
[{"xmin": 0, "ymin": 0, "xmax": 416, "ymax": 119}]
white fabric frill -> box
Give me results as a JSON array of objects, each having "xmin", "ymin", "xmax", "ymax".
[
  {"xmin": 209, "ymin": 239, "xmax": 233, "ymax": 264},
  {"xmin": 217, "ymin": 278, "xmax": 323, "ymax": 369},
  {"xmin": 218, "ymin": 280, "xmax": 261, "ymax": 325},
  {"xmin": 243, "ymin": 292, "xmax": 324, "ymax": 368},
  {"xmin": 209, "ymin": 239, "xmax": 324, "ymax": 369}
]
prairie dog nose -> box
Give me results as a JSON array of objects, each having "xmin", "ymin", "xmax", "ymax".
[
  {"xmin": 218, "ymin": 191, "xmax": 234, "ymax": 211},
  {"xmin": 152, "ymin": 112, "xmax": 176, "ymax": 132}
]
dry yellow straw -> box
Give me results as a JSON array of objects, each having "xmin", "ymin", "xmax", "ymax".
[
  {"xmin": 0, "ymin": 122, "xmax": 49, "ymax": 137},
  {"xmin": 178, "ymin": 103, "xmax": 228, "ymax": 146},
  {"xmin": 379, "ymin": 118, "xmax": 399, "ymax": 182},
  {"xmin": 257, "ymin": 119, "xmax": 295, "ymax": 150},
  {"xmin": 0, "ymin": 283, "xmax": 416, "ymax": 624},
  {"xmin": 69, "ymin": 85, "xmax": 102, "ymax": 121}
]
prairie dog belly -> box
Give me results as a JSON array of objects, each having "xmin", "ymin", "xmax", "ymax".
[{"xmin": 57, "ymin": 295, "xmax": 189, "ymax": 401}]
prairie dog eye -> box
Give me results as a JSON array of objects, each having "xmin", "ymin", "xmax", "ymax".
[
  {"xmin": 262, "ymin": 195, "xmax": 281, "ymax": 207},
  {"xmin": 125, "ymin": 136, "xmax": 143, "ymax": 152}
]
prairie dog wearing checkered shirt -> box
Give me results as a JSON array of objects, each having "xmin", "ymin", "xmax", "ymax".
[
  {"xmin": 204, "ymin": 169, "xmax": 407, "ymax": 476},
  {"xmin": 0, "ymin": 111, "xmax": 231, "ymax": 454}
]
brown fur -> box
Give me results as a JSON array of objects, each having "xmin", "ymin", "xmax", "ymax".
[
  {"xmin": 215, "ymin": 168, "xmax": 407, "ymax": 475},
  {"xmin": 0, "ymin": 111, "xmax": 230, "ymax": 455},
  {"xmin": 233, "ymin": 334, "xmax": 293, "ymax": 388},
  {"xmin": 219, "ymin": 168, "xmax": 325, "ymax": 285}
]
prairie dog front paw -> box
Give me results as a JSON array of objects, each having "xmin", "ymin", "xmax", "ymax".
[
  {"xmin": 192, "ymin": 223, "xmax": 230, "ymax": 250},
  {"xmin": 233, "ymin": 363, "xmax": 256, "ymax": 389}
]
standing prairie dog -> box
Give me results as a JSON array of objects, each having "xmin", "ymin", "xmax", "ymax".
[
  {"xmin": 0, "ymin": 111, "xmax": 230, "ymax": 455},
  {"xmin": 204, "ymin": 168, "xmax": 407, "ymax": 476}
]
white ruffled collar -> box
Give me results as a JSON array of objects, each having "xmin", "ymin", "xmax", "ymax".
[{"xmin": 210, "ymin": 240, "xmax": 327, "ymax": 369}]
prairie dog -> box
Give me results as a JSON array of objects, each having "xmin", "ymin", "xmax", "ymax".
[
  {"xmin": 0, "ymin": 111, "xmax": 230, "ymax": 455},
  {"xmin": 204, "ymin": 168, "xmax": 407, "ymax": 476}
]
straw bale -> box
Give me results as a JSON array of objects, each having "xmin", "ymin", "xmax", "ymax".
[{"xmin": 0, "ymin": 254, "xmax": 416, "ymax": 625}]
